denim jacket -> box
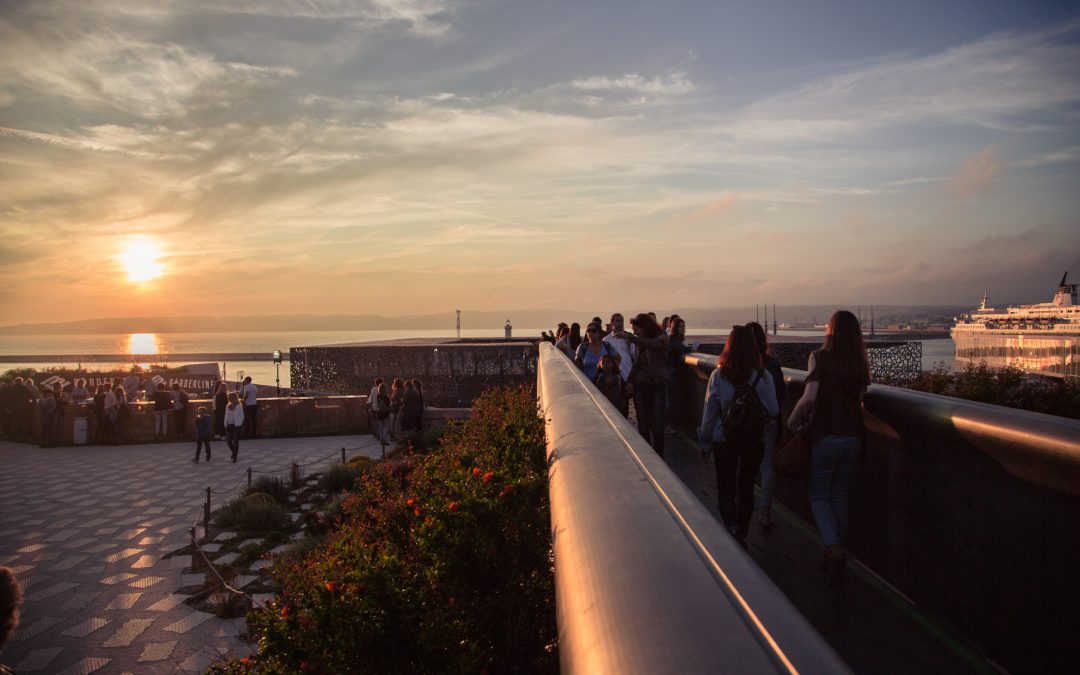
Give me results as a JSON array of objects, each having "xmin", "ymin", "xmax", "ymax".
[{"xmin": 698, "ymin": 368, "xmax": 779, "ymax": 447}]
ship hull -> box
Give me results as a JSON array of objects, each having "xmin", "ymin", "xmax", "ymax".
[{"xmin": 951, "ymin": 329, "xmax": 1080, "ymax": 379}]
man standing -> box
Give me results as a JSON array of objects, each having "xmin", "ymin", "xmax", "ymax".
[
  {"xmin": 368, "ymin": 377, "xmax": 384, "ymax": 438},
  {"xmin": 171, "ymin": 382, "xmax": 190, "ymax": 438},
  {"xmin": 241, "ymin": 376, "xmax": 258, "ymax": 438},
  {"xmin": 603, "ymin": 313, "xmax": 636, "ymax": 383}
]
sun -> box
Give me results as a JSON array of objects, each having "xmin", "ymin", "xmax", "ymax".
[{"xmin": 120, "ymin": 238, "xmax": 164, "ymax": 283}]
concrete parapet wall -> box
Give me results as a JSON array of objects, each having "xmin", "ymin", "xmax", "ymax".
[{"xmin": 290, "ymin": 338, "xmax": 538, "ymax": 406}]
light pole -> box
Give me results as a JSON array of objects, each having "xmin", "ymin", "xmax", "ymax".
[{"xmin": 273, "ymin": 350, "xmax": 282, "ymax": 397}]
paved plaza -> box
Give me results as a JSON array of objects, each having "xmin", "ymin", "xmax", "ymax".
[{"xmin": 0, "ymin": 434, "xmax": 383, "ymax": 674}]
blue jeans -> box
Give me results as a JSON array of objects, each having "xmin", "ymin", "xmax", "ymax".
[
  {"xmin": 633, "ymin": 381, "xmax": 666, "ymax": 456},
  {"xmin": 808, "ymin": 435, "xmax": 860, "ymax": 548},
  {"xmin": 757, "ymin": 420, "xmax": 780, "ymax": 509},
  {"xmin": 226, "ymin": 425, "xmax": 240, "ymax": 461}
]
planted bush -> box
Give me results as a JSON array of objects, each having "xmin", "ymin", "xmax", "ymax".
[
  {"xmin": 214, "ymin": 385, "xmax": 556, "ymax": 674},
  {"xmin": 244, "ymin": 475, "xmax": 291, "ymax": 505},
  {"xmin": 911, "ymin": 361, "xmax": 1080, "ymax": 419},
  {"xmin": 318, "ymin": 462, "xmax": 366, "ymax": 493},
  {"xmin": 214, "ymin": 492, "xmax": 291, "ymax": 532}
]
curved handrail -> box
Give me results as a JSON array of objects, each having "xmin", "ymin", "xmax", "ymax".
[
  {"xmin": 539, "ymin": 343, "xmax": 848, "ymax": 674},
  {"xmin": 682, "ymin": 352, "xmax": 1080, "ymax": 497}
]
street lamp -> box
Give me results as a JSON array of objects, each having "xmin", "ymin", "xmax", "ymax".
[{"xmin": 273, "ymin": 350, "xmax": 283, "ymax": 397}]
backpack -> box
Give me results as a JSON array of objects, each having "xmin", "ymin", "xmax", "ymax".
[{"xmin": 722, "ymin": 369, "xmax": 768, "ymax": 439}]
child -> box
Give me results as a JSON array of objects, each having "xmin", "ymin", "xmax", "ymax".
[
  {"xmin": 593, "ymin": 354, "xmax": 627, "ymax": 414},
  {"xmin": 193, "ymin": 406, "xmax": 212, "ymax": 462}
]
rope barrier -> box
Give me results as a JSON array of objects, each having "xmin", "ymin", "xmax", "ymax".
[{"xmin": 209, "ymin": 477, "xmax": 245, "ymax": 496}]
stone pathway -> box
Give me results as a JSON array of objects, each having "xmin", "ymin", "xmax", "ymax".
[{"xmin": 0, "ymin": 434, "xmax": 382, "ymax": 674}]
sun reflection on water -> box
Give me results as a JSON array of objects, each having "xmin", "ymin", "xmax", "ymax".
[{"xmin": 127, "ymin": 333, "xmax": 160, "ymax": 355}]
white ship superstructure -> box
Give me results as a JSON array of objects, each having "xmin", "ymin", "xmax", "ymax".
[{"xmin": 952, "ymin": 273, "xmax": 1079, "ymax": 379}]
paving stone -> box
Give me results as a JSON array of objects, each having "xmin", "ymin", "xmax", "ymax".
[
  {"xmin": 61, "ymin": 617, "xmax": 112, "ymax": 637},
  {"xmin": 289, "ymin": 532, "xmax": 305, "ymax": 541},
  {"xmin": 237, "ymin": 538, "xmax": 263, "ymax": 548},
  {"xmin": 180, "ymin": 573, "xmax": 204, "ymax": 586},
  {"xmin": 213, "ymin": 552, "xmax": 239, "ymax": 565},
  {"xmin": 79, "ymin": 518, "xmax": 110, "ymax": 528},
  {"xmin": 232, "ymin": 575, "xmax": 257, "ymax": 588},
  {"xmin": 144, "ymin": 506, "xmax": 166, "ymax": 514},
  {"xmin": 168, "ymin": 556, "xmax": 191, "ymax": 569},
  {"xmin": 26, "ymin": 581, "xmax": 77, "ymax": 601},
  {"xmin": 137, "ymin": 639, "xmax": 178, "ymax": 662},
  {"xmin": 214, "ymin": 530, "xmax": 239, "ymax": 541},
  {"xmin": 106, "ymin": 592, "xmax": 142, "ymax": 610},
  {"xmin": 163, "ymin": 611, "xmax": 214, "ymax": 634},
  {"xmin": 93, "ymin": 528, "xmax": 119, "ymax": 536},
  {"xmin": 49, "ymin": 554, "xmax": 88, "ymax": 571},
  {"xmin": 129, "ymin": 575, "xmax": 165, "ymax": 589},
  {"xmin": 105, "ymin": 548, "xmax": 142, "ymax": 562},
  {"xmin": 78, "ymin": 565, "xmax": 105, "ymax": 575},
  {"xmin": 85, "ymin": 543, "xmax": 117, "ymax": 553},
  {"xmin": 53, "ymin": 656, "xmax": 111, "ymax": 674},
  {"xmin": 0, "ymin": 553, "xmax": 18, "ymax": 565},
  {"xmin": 60, "ymin": 591, "xmax": 102, "ymax": 612},
  {"xmin": 267, "ymin": 544, "xmax": 288, "ymax": 556},
  {"xmin": 116, "ymin": 527, "xmax": 147, "ymax": 540},
  {"xmin": 138, "ymin": 535, "xmax": 164, "ymax": 545},
  {"xmin": 250, "ymin": 559, "xmax": 273, "ymax": 571},
  {"xmin": 100, "ymin": 572, "xmax": 138, "ymax": 585},
  {"xmin": 145, "ymin": 593, "xmax": 185, "ymax": 612},
  {"xmin": 6, "ymin": 563, "xmax": 33, "ymax": 574},
  {"xmin": 14, "ymin": 646, "xmax": 64, "ymax": 672},
  {"xmin": 44, "ymin": 529, "xmax": 79, "ymax": 542},
  {"xmin": 199, "ymin": 543, "xmax": 222, "ymax": 553},
  {"xmin": 9, "ymin": 616, "xmax": 64, "ymax": 641},
  {"xmin": 101, "ymin": 618, "xmax": 155, "ymax": 647},
  {"xmin": 130, "ymin": 554, "xmax": 159, "ymax": 569},
  {"xmin": 17, "ymin": 543, "xmax": 47, "ymax": 553}
]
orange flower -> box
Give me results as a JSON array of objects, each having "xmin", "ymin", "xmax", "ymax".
[
  {"xmin": 448, "ymin": 501, "xmax": 458, "ymax": 512},
  {"xmin": 406, "ymin": 497, "xmax": 415, "ymax": 506},
  {"xmin": 472, "ymin": 467, "xmax": 481, "ymax": 477},
  {"xmin": 241, "ymin": 657, "xmax": 250, "ymax": 664},
  {"xmin": 279, "ymin": 605, "xmax": 289, "ymax": 618},
  {"xmin": 325, "ymin": 581, "xmax": 334, "ymax": 592},
  {"xmin": 482, "ymin": 471, "xmax": 494, "ymax": 485},
  {"xmin": 414, "ymin": 506, "xmax": 422, "ymax": 516}
]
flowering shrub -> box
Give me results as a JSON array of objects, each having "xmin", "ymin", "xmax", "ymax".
[
  {"xmin": 911, "ymin": 361, "xmax": 1080, "ymax": 419},
  {"xmin": 211, "ymin": 385, "xmax": 556, "ymax": 674}
]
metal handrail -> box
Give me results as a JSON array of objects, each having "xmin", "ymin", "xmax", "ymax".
[
  {"xmin": 539, "ymin": 343, "xmax": 847, "ymax": 674},
  {"xmin": 682, "ymin": 352, "xmax": 1080, "ymax": 497}
]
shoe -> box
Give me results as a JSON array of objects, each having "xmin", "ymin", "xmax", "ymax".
[
  {"xmin": 824, "ymin": 545, "xmax": 847, "ymax": 588},
  {"xmin": 192, "ymin": 458, "xmax": 199, "ymax": 463}
]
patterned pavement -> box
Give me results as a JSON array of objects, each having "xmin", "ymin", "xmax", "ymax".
[{"xmin": 0, "ymin": 434, "xmax": 382, "ymax": 674}]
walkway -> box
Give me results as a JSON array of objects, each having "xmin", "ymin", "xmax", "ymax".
[
  {"xmin": 0, "ymin": 434, "xmax": 383, "ymax": 674},
  {"xmin": 662, "ymin": 430, "xmax": 1000, "ymax": 675}
]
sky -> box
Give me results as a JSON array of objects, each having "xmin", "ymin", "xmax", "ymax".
[{"xmin": 1, "ymin": 0, "xmax": 1079, "ymax": 324}]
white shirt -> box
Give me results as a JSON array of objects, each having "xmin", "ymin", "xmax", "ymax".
[
  {"xmin": 603, "ymin": 333, "xmax": 636, "ymax": 382},
  {"xmin": 224, "ymin": 404, "xmax": 245, "ymax": 427},
  {"xmin": 242, "ymin": 383, "xmax": 258, "ymax": 406}
]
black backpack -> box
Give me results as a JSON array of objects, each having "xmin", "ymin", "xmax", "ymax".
[{"xmin": 722, "ymin": 369, "xmax": 768, "ymax": 439}]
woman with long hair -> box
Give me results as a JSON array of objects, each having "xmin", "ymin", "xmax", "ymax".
[
  {"xmin": 224, "ymin": 391, "xmax": 245, "ymax": 462},
  {"xmin": 567, "ymin": 322, "xmax": 583, "ymax": 354},
  {"xmin": 213, "ymin": 382, "xmax": 228, "ymax": 440},
  {"xmin": 574, "ymin": 322, "xmax": 615, "ymax": 383},
  {"xmin": 787, "ymin": 310, "xmax": 870, "ymax": 586},
  {"xmin": 746, "ymin": 322, "xmax": 786, "ymax": 529},
  {"xmin": 621, "ymin": 313, "xmax": 670, "ymax": 456},
  {"xmin": 666, "ymin": 316, "xmax": 692, "ymax": 426},
  {"xmin": 389, "ymin": 378, "xmax": 404, "ymax": 440},
  {"xmin": 699, "ymin": 325, "xmax": 779, "ymax": 546}
]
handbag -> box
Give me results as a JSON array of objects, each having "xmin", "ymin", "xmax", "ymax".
[{"xmin": 774, "ymin": 429, "xmax": 810, "ymax": 478}]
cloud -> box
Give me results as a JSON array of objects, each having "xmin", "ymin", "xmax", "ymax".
[
  {"xmin": 946, "ymin": 146, "xmax": 1003, "ymax": 199},
  {"xmin": 572, "ymin": 72, "xmax": 695, "ymax": 96},
  {"xmin": 661, "ymin": 193, "xmax": 737, "ymax": 231},
  {"xmin": 1019, "ymin": 146, "xmax": 1080, "ymax": 167}
]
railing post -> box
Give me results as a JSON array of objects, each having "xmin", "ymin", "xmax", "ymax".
[
  {"xmin": 247, "ymin": 467, "xmax": 252, "ymax": 487},
  {"xmin": 203, "ymin": 486, "xmax": 211, "ymax": 541},
  {"xmin": 342, "ymin": 447, "xmax": 346, "ymax": 464}
]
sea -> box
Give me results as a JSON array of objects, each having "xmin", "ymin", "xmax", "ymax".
[{"xmin": 0, "ymin": 328, "xmax": 955, "ymax": 388}]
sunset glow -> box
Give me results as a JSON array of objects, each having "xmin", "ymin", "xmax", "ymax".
[
  {"xmin": 126, "ymin": 333, "xmax": 160, "ymax": 355},
  {"xmin": 120, "ymin": 239, "xmax": 164, "ymax": 284}
]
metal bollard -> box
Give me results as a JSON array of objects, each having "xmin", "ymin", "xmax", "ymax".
[
  {"xmin": 341, "ymin": 447, "xmax": 346, "ymax": 464},
  {"xmin": 204, "ymin": 486, "xmax": 211, "ymax": 541},
  {"xmin": 247, "ymin": 467, "xmax": 252, "ymax": 487}
]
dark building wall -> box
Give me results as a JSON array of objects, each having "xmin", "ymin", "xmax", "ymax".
[{"xmin": 291, "ymin": 339, "xmax": 539, "ymax": 407}]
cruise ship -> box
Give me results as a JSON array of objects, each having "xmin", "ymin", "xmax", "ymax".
[{"xmin": 952, "ymin": 273, "xmax": 1079, "ymax": 379}]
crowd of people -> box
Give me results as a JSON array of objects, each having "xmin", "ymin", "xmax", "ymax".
[
  {"xmin": 367, "ymin": 376, "xmax": 426, "ymax": 447},
  {"xmin": 0, "ymin": 374, "xmax": 260, "ymax": 453},
  {"xmin": 549, "ymin": 309, "xmax": 869, "ymax": 588}
]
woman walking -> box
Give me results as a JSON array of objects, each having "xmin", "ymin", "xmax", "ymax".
[
  {"xmin": 787, "ymin": 310, "xmax": 870, "ymax": 587},
  {"xmin": 213, "ymin": 382, "xmax": 228, "ymax": 440},
  {"xmin": 698, "ymin": 325, "xmax": 779, "ymax": 546},
  {"xmin": 224, "ymin": 392, "xmax": 245, "ymax": 463},
  {"xmin": 746, "ymin": 322, "xmax": 786, "ymax": 529}
]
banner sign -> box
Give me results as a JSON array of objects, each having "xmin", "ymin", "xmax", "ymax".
[{"xmin": 32, "ymin": 370, "xmax": 221, "ymax": 393}]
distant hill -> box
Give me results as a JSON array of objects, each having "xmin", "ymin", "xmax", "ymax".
[{"xmin": 0, "ymin": 304, "xmax": 971, "ymax": 335}]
